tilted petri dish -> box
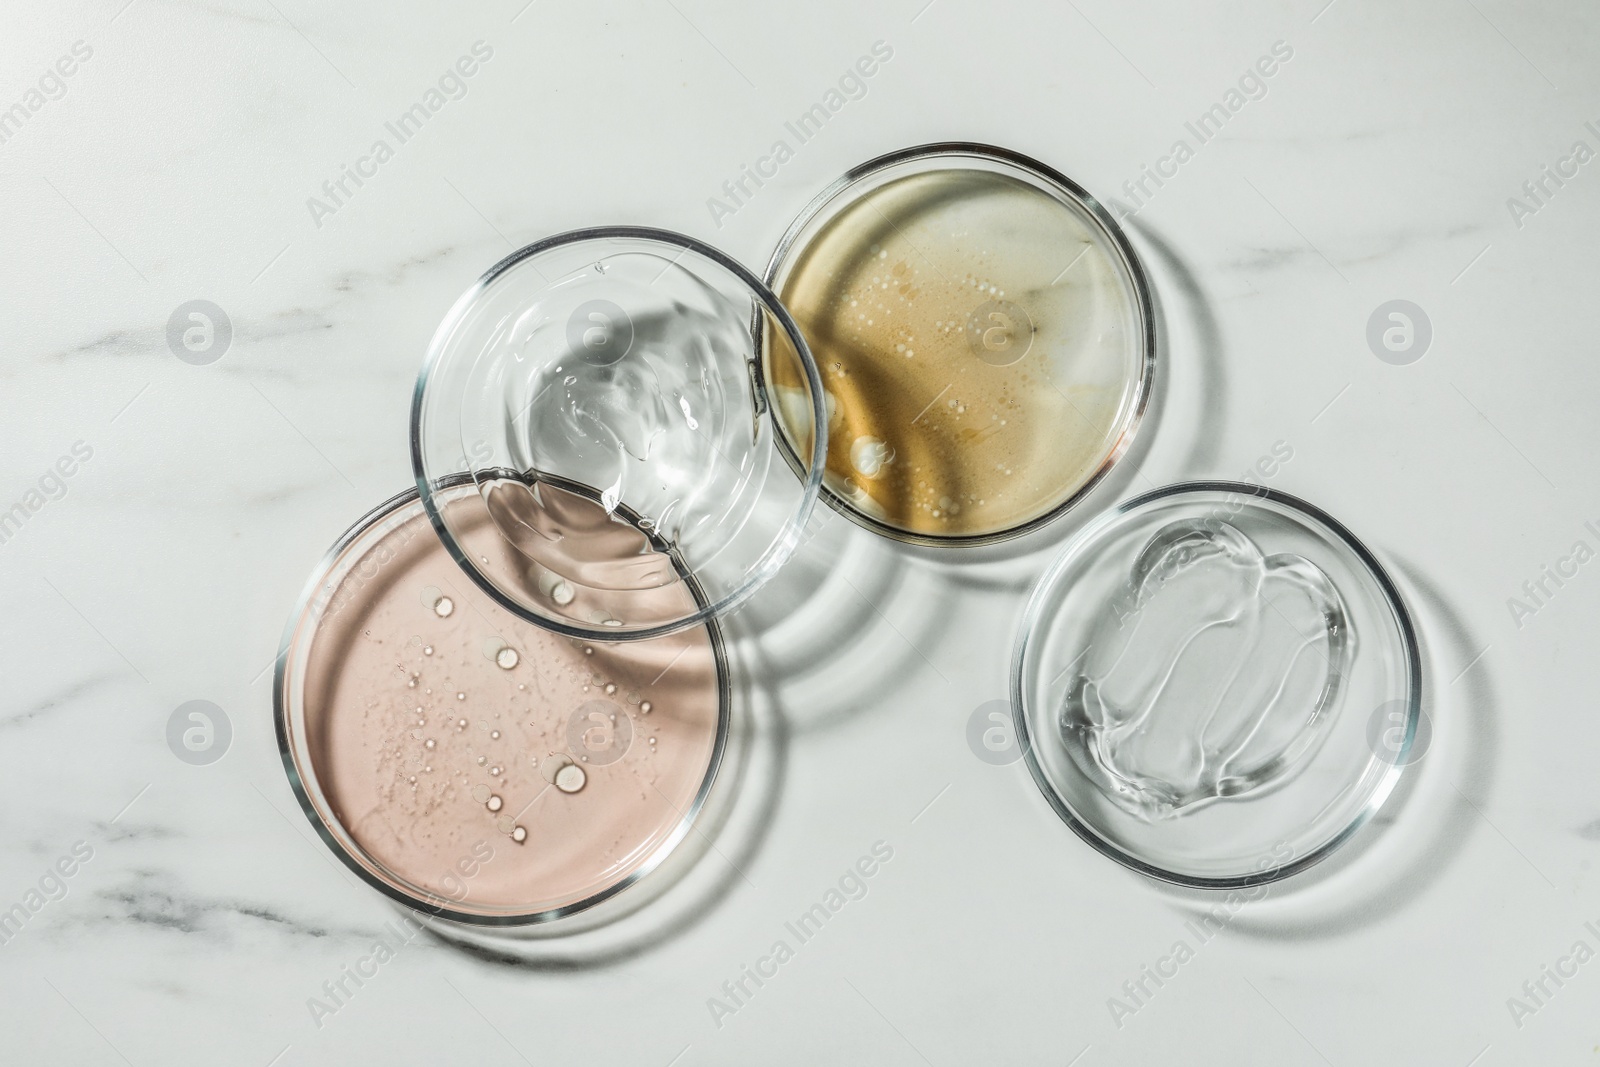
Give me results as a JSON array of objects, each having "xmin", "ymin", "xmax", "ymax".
[
  {"xmin": 274, "ymin": 486, "xmax": 730, "ymax": 925},
  {"xmin": 764, "ymin": 143, "xmax": 1155, "ymax": 547},
  {"xmin": 412, "ymin": 227, "xmax": 828, "ymax": 641},
  {"xmin": 1013, "ymin": 482, "xmax": 1421, "ymax": 887}
]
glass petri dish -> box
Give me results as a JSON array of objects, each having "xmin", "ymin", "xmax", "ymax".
[
  {"xmin": 274, "ymin": 486, "xmax": 730, "ymax": 925},
  {"xmin": 764, "ymin": 143, "xmax": 1154, "ymax": 547},
  {"xmin": 412, "ymin": 227, "xmax": 827, "ymax": 641},
  {"xmin": 1013, "ymin": 481, "xmax": 1421, "ymax": 887}
]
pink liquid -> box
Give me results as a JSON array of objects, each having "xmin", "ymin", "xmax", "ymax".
[{"xmin": 296, "ymin": 493, "xmax": 723, "ymax": 916}]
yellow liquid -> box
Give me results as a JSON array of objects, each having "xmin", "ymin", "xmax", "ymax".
[{"xmin": 769, "ymin": 168, "xmax": 1144, "ymax": 540}]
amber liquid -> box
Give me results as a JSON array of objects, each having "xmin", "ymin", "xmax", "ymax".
[{"xmin": 769, "ymin": 168, "xmax": 1143, "ymax": 540}]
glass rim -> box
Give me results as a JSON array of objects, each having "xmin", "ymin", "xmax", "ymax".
[
  {"xmin": 1010, "ymin": 479, "xmax": 1424, "ymax": 889},
  {"xmin": 271, "ymin": 482, "xmax": 733, "ymax": 926},
  {"xmin": 410, "ymin": 224, "xmax": 829, "ymax": 642},
  {"xmin": 762, "ymin": 141, "xmax": 1158, "ymax": 549}
]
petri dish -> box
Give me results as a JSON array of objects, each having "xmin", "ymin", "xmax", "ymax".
[
  {"xmin": 274, "ymin": 486, "xmax": 730, "ymax": 925},
  {"xmin": 764, "ymin": 143, "xmax": 1154, "ymax": 547},
  {"xmin": 1013, "ymin": 481, "xmax": 1421, "ymax": 887},
  {"xmin": 412, "ymin": 227, "xmax": 827, "ymax": 641}
]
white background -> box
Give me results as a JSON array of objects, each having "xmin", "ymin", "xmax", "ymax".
[{"xmin": 2, "ymin": 0, "xmax": 1598, "ymax": 1063}]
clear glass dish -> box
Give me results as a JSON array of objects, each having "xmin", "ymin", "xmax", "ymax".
[
  {"xmin": 764, "ymin": 143, "xmax": 1155, "ymax": 547},
  {"xmin": 1012, "ymin": 481, "xmax": 1421, "ymax": 887},
  {"xmin": 412, "ymin": 227, "xmax": 827, "ymax": 641},
  {"xmin": 274, "ymin": 486, "xmax": 731, "ymax": 926}
]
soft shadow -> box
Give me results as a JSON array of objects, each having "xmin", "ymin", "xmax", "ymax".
[
  {"xmin": 1121, "ymin": 214, "xmax": 1228, "ymax": 481},
  {"xmin": 736, "ymin": 510, "xmax": 965, "ymax": 736},
  {"xmin": 1151, "ymin": 556, "xmax": 1498, "ymax": 939},
  {"xmin": 393, "ymin": 479, "xmax": 973, "ymax": 968}
]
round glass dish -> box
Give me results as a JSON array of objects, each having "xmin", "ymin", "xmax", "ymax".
[
  {"xmin": 764, "ymin": 143, "xmax": 1155, "ymax": 547},
  {"xmin": 1013, "ymin": 481, "xmax": 1421, "ymax": 887},
  {"xmin": 412, "ymin": 227, "xmax": 827, "ymax": 641},
  {"xmin": 274, "ymin": 485, "xmax": 730, "ymax": 926}
]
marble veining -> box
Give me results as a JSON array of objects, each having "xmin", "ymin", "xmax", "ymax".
[{"xmin": 1, "ymin": 1, "xmax": 1596, "ymax": 1064}]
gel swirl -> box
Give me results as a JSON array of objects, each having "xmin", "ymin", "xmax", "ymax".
[
  {"xmin": 1060, "ymin": 518, "xmax": 1355, "ymax": 820},
  {"xmin": 461, "ymin": 252, "xmax": 776, "ymax": 630}
]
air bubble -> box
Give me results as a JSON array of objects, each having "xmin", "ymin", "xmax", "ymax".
[
  {"xmin": 496, "ymin": 647, "xmax": 519, "ymax": 670},
  {"xmin": 486, "ymin": 795, "xmax": 502, "ymax": 812},
  {"xmin": 640, "ymin": 701, "xmax": 652, "ymax": 714},
  {"xmin": 851, "ymin": 436, "xmax": 893, "ymax": 479},
  {"xmin": 512, "ymin": 826, "xmax": 527, "ymax": 843},
  {"xmin": 434, "ymin": 597, "xmax": 454, "ymax": 618},
  {"xmin": 555, "ymin": 764, "xmax": 587, "ymax": 793}
]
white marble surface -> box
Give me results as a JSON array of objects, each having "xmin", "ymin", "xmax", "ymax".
[{"xmin": 4, "ymin": 0, "xmax": 1599, "ymax": 1063}]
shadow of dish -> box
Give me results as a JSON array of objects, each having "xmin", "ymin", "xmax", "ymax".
[
  {"xmin": 733, "ymin": 508, "xmax": 963, "ymax": 738},
  {"xmin": 410, "ymin": 504, "xmax": 973, "ymax": 966},
  {"xmin": 407, "ymin": 610, "xmax": 788, "ymax": 970},
  {"xmin": 1121, "ymin": 214, "xmax": 1228, "ymax": 482},
  {"xmin": 1150, "ymin": 556, "xmax": 1498, "ymax": 939}
]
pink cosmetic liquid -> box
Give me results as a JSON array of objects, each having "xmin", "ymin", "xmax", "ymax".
[{"xmin": 284, "ymin": 487, "xmax": 724, "ymax": 919}]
